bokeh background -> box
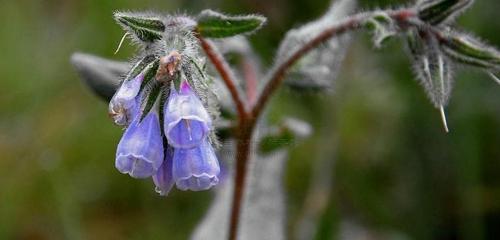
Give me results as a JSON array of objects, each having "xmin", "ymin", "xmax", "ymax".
[{"xmin": 1, "ymin": 0, "xmax": 500, "ymax": 239}]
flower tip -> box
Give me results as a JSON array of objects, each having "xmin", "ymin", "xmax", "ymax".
[
  {"xmin": 176, "ymin": 174, "xmax": 219, "ymax": 191},
  {"xmin": 180, "ymin": 80, "xmax": 192, "ymax": 94}
]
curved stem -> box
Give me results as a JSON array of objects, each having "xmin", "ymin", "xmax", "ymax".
[
  {"xmin": 251, "ymin": 8, "xmax": 417, "ymax": 119},
  {"xmin": 198, "ymin": 36, "xmax": 248, "ymax": 118},
  {"xmin": 251, "ymin": 16, "xmax": 363, "ymax": 119},
  {"xmin": 198, "ymin": 8, "xmax": 417, "ymax": 240}
]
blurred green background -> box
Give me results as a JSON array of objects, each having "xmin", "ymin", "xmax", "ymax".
[{"xmin": 1, "ymin": 0, "xmax": 499, "ymax": 239}]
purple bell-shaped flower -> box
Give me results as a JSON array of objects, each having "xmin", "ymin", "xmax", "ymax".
[
  {"xmin": 172, "ymin": 140, "xmax": 220, "ymax": 191},
  {"xmin": 115, "ymin": 107, "xmax": 164, "ymax": 179},
  {"xmin": 109, "ymin": 74, "xmax": 144, "ymax": 126},
  {"xmin": 163, "ymin": 81, "xmax": 212, "ymax": 149},
  {"xmin": 152, "ymin": 147, "xmax": 175, "ymax": 196}
]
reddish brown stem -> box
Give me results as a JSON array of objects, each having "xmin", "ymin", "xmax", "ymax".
[
  {"xmin": 251, "ymin": 17, "xmax": 363, "ymax": 119},
  {"xmin": 198, "ymin": 9, "xmax": 417, "ymax": 240},
  {"xmin": 198, "ymin": 36, "xmax": 248, "ymax": 118},
  {"xmin": 227, "ymin": 120, "xmax": 255, "ymax": 240},
  {"xmin": 242, "ymin": 58, "xmax": 258, "ymax": 105}
]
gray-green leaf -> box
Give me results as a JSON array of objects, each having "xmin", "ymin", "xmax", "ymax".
[
  {"xmin": 70, "ymin": 52, "xmax": 127, "ymax": 101},
  {"xmin": 407, "ymin": 30, "xmax": 454, "ymax": 131},
  {"xmin": 196, "ymin": 10, "xmax": 266, "ymax": 38}
]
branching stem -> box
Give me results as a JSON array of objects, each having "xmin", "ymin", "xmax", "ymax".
[{"xmin": 198, "ymin": 8, "xmax": 416, "ymax": 240}]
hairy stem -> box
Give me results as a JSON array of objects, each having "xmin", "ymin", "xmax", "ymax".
[
  {"xmin": 243, "ymin": 58, "xmax": 258, "ymax": 106},
  {"xmin": 199, "ymin": 8, "xmax": 417, "ymax": 240},
  {"xmin": 197, "ymin": 36, "xmax": 248, "ymax": 117},
  {"xmin": 251, "ymin": 16, "xmax": 363, "ymax": 119},
  {"xmin": 228, "ymin": 120, "xmax": 254, "ymax": 240},
  {"xmin": 252, "ymin": 8, "xmax": 417, "ymax": 119}
]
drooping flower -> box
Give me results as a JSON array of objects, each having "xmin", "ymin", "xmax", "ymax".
[
  {"xmin": 172, "ymin": 140, "xmax": 220, "ymax": 191},
  {"xmin": 115, "ymin": 107, "xmax": 164, "ymax": 179},
  {"xmin": 109, "ymin": 74, "xmax": 144, "ymax": 126},
  {"xmin": 152, "ymin": 147, "xmax": 175, "ymax": 196},
  {"xmin": 163, "ymin": 81, "xmax": 212, "ymax": 149}
]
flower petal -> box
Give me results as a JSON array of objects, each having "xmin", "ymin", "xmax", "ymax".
[
  {"xmin": 115, "ymin": 110, "xmax": 164, "ymax": 178},
  {"xmin": 109, "ymin": 74, "xmax": 144, "ymax": 126},
  {"xmin": 173, "ymin": 140, "xmax": 220, "ymax": 191},
  {"xmin": 164, "ymin": 83, "xmax": 211, "ymax": 148},
  {"xmin": 152, "ymin": 147, "xmax": 175, "ymax": 196}
]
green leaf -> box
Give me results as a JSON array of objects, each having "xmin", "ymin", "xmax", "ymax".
[
  {"xmin": 125, "ymin": 55, "xmax": 156, "ymax": 81},
  {"xmin": 196, "ymin": 10, "xmax": 266, "ymax": 38},
  {"xmin": 114, "ymin": 12, "xmax": 165, "ymax": 42},
  {"xmin": 139, "ymin": 59, "xmax": 160, "ymax": 91},
  {"xmin": 441, "ymin": 31, "xmax": 500, "ymax": 70},
  {"xmin": 258, "ymin": 118, "xmax": 312, "ymax": 154},
  {"xmin": 139, "ymin": 82, "xmax": 162, "ymax": 122},
  {"xmin": 259, "ymin": 131, "xmax": 294, "ymax": 154},
  {"xmin": 417, "ymin": 0, "xmax": 473, "ymax": 25}
]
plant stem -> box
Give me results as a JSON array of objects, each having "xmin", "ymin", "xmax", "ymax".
[
  {"xmin": 242, "ymin": 58, "xmax": 258, "ymax": 105},
  {"xmin": 228, "ymin": 119, "xmax": 254, "ymax": 240},
  {"xmin": 198, "ymin": 36, "xmax": 248, "ymax": 118},
  {"xmin": 198, "ymin": 9, "xmax": 417, "ymax": 240},
  {"xmin": 251, "ymin": 16, "xmax": 363, "ymax": 119}
]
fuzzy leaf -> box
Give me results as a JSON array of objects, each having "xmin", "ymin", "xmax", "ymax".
[
  {"xmin": 276, "ymin": 0, "xmax": 356, "ymax": 91},
  {"xmin": 440, "ymin": 31, "xmax": 500, "ymax": 70},
  {"xmin": 196, "ymin": 10, "xmax": 266, "ymax": 38},
  {"xmin": 114, "ymin": 12, "xmax": 165, "ymax": 42},
  {"xmin": 139, "ymin": 81, "xmax": 162, "ymax": 122},
  {"xmin": 125, "ymin": 55, "xmax": 157, "ymax": 81},
  {"xmin": 417, "ymin": 0, "xmax": 473, "ymax": 25},
  {"xmin": 259, "ymin": 118, "xmax": 312, "ymax": 154},
  {"xmin": 70, "ymin": 52, "xmax": 127, "ymax": 101},
  {"xmin": 139, "ymin": 59, "xmax": 160, "ymax": 91},
  {"xmin": 407, "ymin": 30, "xmax": 455, "ymax": 108}
]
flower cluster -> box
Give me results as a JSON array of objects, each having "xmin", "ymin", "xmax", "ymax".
[{"xmin": 109, "ymin": 67, "xmax": 220, "ymax": 196}]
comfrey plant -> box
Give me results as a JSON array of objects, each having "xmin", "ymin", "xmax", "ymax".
[
  {"xmin": 108, "ymin": 17, "xmax": 221, "ymax": 193},
  {"xmin": 71, "ymin": 0, "xmax": 500, "ymax": 239}
]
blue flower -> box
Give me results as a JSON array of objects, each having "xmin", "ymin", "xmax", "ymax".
[
  {"xmin": 152, "ymin": 147, "xmax": 175, "ymax": 196},
  {"xmin": 173, "ymin": 140, "xmax": 220, "ymax": 191},
  {"xmin": 109, "ymin": 74, "xmax": 144, "ymax": 126},
  {"xmin": 115, "ymin": 108, "xmax": 164, "ymax": 178},
  {"xmin": 163, "ymin": 81, "xmax": 212, "ymax": 149}
]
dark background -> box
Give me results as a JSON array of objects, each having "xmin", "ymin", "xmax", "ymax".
[{"xmin": 1, "ymin": 0, "xmax": 499, "ymax": 239}]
